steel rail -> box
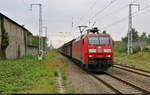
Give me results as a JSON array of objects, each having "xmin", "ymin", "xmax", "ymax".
[
  {"xmin": 91, "ymin": 74, "xmax": 122, "ymax": 94},
  {"xmin": 115, "ymin": 63, "xmax": 150, "ymax": 73},
  {"xmin": 74, "ymin": 61, "xmax": 122, "ymax": 94},
  {"xmin": 114, "ymin": 65, "xmax": 150, "ymax": 78},
  {"xmin": 107, "ymin": 73, "xmax": 150, "ymax": 94}
]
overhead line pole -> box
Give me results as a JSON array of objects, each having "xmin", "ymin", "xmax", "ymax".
[
  {"xmin": 43, "ymin": 26, "xmax": 48, "ymax": 53},
  {"xmin": 30, "ymin": 4, "xmax": 43, "ymax": 60},
  {"xmin": 128, "ymin": 3, "xmax": 140, "ymax": 56}
]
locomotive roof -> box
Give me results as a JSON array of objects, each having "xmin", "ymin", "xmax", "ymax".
[
  {"xmin": 73, "ymin": 33, "xmax": 111, "ymax": 42},
  {"xmin": 59, "ymin": 33, "xmax": 111, "ymax": 48},
  {"xmin": 86, "ymin": 33, "xmax": 110, "ymax": 37}
]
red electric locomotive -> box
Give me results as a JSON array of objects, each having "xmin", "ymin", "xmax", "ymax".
[{"xmin": 58, "ymin": 27, "xmax": 114, "ymax": 72}]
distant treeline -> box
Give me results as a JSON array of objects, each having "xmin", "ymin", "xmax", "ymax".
[{"xmin": 114, "ymin": 28, "xmax": 150, "ymax": 54}]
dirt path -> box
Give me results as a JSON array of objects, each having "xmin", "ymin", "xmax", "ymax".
[{"xmin": 57, "ymin": 68, "xmax": 65, "ymax": 93}]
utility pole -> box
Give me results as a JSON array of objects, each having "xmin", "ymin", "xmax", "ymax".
[
  {"xmin": 43, "ymin": 26, "xmax": 48, "ymax": 53},
  {"xmin": 30, "ymin": 4, "xmax": 43, "ymax": 60},
  {"xmin": 128, "ymin": 3, "xmax": 140, "ymax": 56}
]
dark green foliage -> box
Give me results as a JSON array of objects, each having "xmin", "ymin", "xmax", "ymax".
[
  {"xmin": 139, "ymin": 32, "xmax": 147, "ymax": 42},
  {"xmin": 42, "ymin": 37, "xmax": 46, "ymax": 51},
  {"xmin": 27, "ymin": 36, "xmax": 39, "ymax": 47},
  {"xmin": 112, "ymin": 40, "xmax": 115, "ymax": 45},
  {"xmin": 62, "ymin": 75, "xmax": 66, "ymax": 81},
  {"xmin": 147, "ymin": 35, "xmax": 150, "ymax": 44},
  {"xmin": 0, "ymin": 15, "xmax": 9, "ymax": 59},
  {"xmin": 122, "ymin": 28, "xmax": 139, "ymax": 43},
  {"xmin": 27, "ymin": 31, "xmax": 32, "ymax": 36},
  {"xmin": 102, "ymin": 30, "xmax": 107, "ymax": 34},
  {"xmin": 27, "ymin": 36, "xmax": 46, "ymax": 51},
  {"xmin": 143, "ymin": 47, "xmax": 150, "ymax": 52},
  {"xmin": 54, "ymin": 71, "xmax": 58, "ymax": 77},
  {"xmin": 133, "ymin": 46, "xmax": 141, "ymax": 54},
  {"xmin": 118, "ymin": 46, "xmax": 127, "ymax": 53},
  {"xmin": 122, "ymin": 36, "xmax": 128, "ymax": 44}
]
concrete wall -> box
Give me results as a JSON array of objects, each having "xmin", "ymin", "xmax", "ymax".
[
  {"xmin": 27, "ymin": 46, "xmax": 38, "ymax": 56},
  {"xmin": 0, "ymin": 17, "xmax": 1, "ymax": 50},
  {"xmin": 0, "ymin": 14, "xmax": 38, "ymax": 59},
  {"xmin": 3, "ymin": 17, "xmax": 26, "ymax": 59}
]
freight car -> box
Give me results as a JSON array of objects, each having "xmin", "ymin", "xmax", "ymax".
[{"xmin": 58, "ymin": 28, "xmax": 114, "ymax": 72}]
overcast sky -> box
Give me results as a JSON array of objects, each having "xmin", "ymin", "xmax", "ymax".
[{"xmin": 0, "ymin": 0, "xmax": 150, "ymax": 48}]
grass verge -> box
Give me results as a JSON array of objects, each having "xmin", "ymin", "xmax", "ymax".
[
  {"xmin": 114, "ymin": 51, "xmax": 150, "ymax": 71},
  {"xmin": 0, "ymin": 50, "xmax": 60, "ymax": 94}
]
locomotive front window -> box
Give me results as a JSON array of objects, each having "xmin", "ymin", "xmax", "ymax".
[
  {"xmin": 99, "ymin": 37, "xmax": 110, "ymax": 45},
  {"xmin": 88, "ymin": 37, "xmax": 99, "ymax": 45},
  {"xmin": 88, "ymin": 36, "xmax": 110, "ymax": 45}
]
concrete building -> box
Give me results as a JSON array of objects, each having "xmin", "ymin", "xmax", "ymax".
[{"xmin": 0, "ymin": 13, "xmax": 38, "ymax": 59}]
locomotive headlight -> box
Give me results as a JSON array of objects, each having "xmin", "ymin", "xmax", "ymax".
[
  {"xmin": 89, "ymin": 49, "xmax": 96, "ymax": 53},
  {"xmin": 89, "ymin": 55, "xmax": 93, "ymax": 57},
  {"xmin": 104, "ymin": 49, "xmax": 111, "ymax": 53},
  {"xmin": 107, "ymin": 55, "xmax": 111, "ymax": 57}
]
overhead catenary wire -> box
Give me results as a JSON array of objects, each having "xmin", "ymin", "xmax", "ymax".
[
  {"xmin": 89, "ymin": 0, "xmax": 118, "ymax": 21},
  {"xmin": 101, "ymin": 5, "xmax": 150, "ymax": 30},
  {"xmin": 77, "ymin": 0, "xmax": 98, "ymax": 24},
  {"xmin": 20, "ymin": 0, "xmax": 39, "ymax": 30},
  {"xmin": 81, "ymin": 0, "xmax": 118, "ymax": 27},
  {"xmin": 96, "ymin": 4, "xmax": 128, "ymax": 21}
]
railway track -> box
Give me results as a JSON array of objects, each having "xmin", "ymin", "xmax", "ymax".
[
  {"xmin": 69, "ymin": 57, "xmax": 150, "ymax": 94},
  {"xmin": 91, "ymin": 73, "xmax": 150, "ymax": 94},
  {"xmin": 91, "ymin": 73, "xmax": 122, "ymax": 94},
  {"xmin": 114, "ymin": 63, "xmax": 150, "ymax": 78}
]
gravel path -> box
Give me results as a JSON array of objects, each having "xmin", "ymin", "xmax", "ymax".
[{"xmin": 57, "ymin": 68, "xmax": 65, "ymax": 94}]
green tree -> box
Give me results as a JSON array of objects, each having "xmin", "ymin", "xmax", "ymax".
[
  {"xmin": 139, "ymin": 32, "xmax": 147, "ymax": 41},
  {"xmin": 0, "ymin": 16, "xmax": 9, "ymax": 59},
  {"xmin": 122, "ymin": 28, "xmax": 139, "ymax": 43},
  {"xmin": 102, "ymin": 30, "xmax": 107, "ymax": 34},
  {"xmin": 139, "ymin": 32, "xmax": 147, "ymax": 51},
  {"xmin": 112, "ymin": 40, "xmax": 115, "ymax": 45},
  {"xmin": 147, "ymin": 34, "xmax": 150, "ymax": 44}
]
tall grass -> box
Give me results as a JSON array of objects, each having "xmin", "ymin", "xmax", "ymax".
[
  {"xmin": 114, "ymin": 48, "xmax": 150, "ymax": 71},
  {"xmin": 0, "ymin": 50, "xmax": 59, "ymax": 93}
]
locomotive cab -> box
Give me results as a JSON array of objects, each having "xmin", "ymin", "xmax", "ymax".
[{"xmin": 84, "ymin": 33, "xmax": 114, "ymax": 72}]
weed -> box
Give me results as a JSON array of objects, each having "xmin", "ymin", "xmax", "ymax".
[
  {"xmin": 0, "ymin": 50, "xmax": 60, "ymax": 94},
  {"xmin": 54, "ymin": 71, "xmax": 58, "ymax": 77},
  {"xmin": 67, "ymin": 89, "xmax": 76, "ymax": 94}
]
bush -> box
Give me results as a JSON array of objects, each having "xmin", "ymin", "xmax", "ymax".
[
  {"xmin": 54, "ymin": 71, "xmax": 58, "ymax": 77},
  {"xmin": 133, "ymin": 46, "xmax": 141, "ymax": 54},
  {"xmin": 118, "ymin": 46, "xmax": 127, "ymax": 53},
  {"xmin": 143, "ymin": 47, "xmax": 150, "ymax": 52}
]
